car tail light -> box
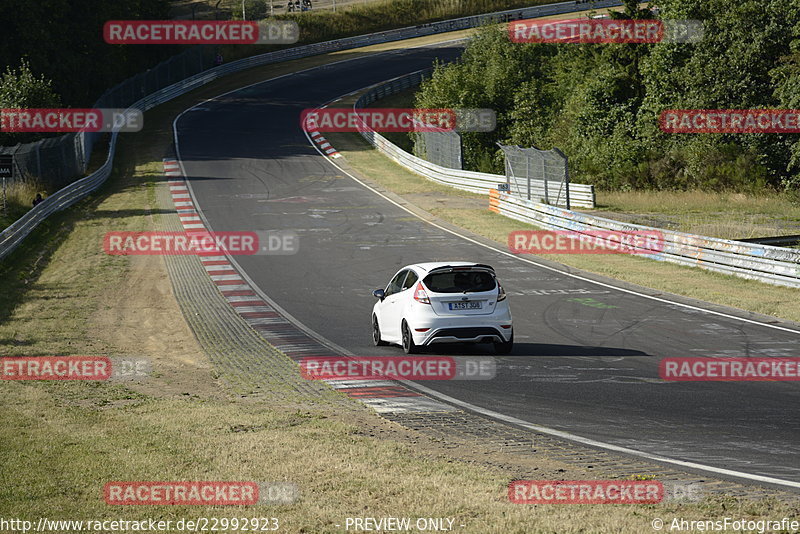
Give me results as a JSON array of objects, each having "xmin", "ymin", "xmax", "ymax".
[
  {"xmin": 413, "ymin": 282, "xmax": 430, "ymax": 304},
  {"xmin": 497, "ymin": 283, "xmax": 507, "ymax": 302}
]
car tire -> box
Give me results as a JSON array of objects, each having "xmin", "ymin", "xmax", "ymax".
[
  {"xmin": 494, "ymin": 332, "xmax": 513, "ymax": 355},
  {"xmin": 372, "ymin": 315, "xmax": 388, "ymax": 346},
  {"xmin": 401, "ymin": 321, "xmax": 418, "ymax": 354}
]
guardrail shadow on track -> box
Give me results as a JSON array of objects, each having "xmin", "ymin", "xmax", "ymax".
[{"xmin": 412, "ymin": 343, "xmax": 650, "ymax": 358}]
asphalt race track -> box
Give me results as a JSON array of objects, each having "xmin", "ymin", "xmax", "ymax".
[{"xmin": 174, "ymin": 44, "xmax": 800, "ymax": 488}]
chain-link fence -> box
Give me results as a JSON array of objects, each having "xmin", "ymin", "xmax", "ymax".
[
  {"xmin": 0, "ymin": 134, "xmax": 85, "ymax": 192},
  {"xmin": 414, "ymin": 128, "xmax": 462, "ymax": 170},
  {"xmin": 498, "ymin": 143, "xmax": 570, "ymax": 209},
  {"xmin": 0, "ymin": 45, "xmax": 219, "ymax": 193}
]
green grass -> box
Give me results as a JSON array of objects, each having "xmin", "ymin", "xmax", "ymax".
[
  {"xmin": 0, "ymin": 180, "xmax": 42, "ymax": 231},
  {"xmin": 594, "ymin": 190, "xmax": 800, "ymax": 240}
]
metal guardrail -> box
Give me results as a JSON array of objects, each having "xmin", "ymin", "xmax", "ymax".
[
  {"xmin": 0, "ymin": 0, "xmax": 622, "ymax": 261},
  {"xmin": 490, "ymin": 190, "xmax": 800, "ymax": 288},
  {"xmin": 354, "ymin": 71, "xmax": 596, "ymax": 208}
]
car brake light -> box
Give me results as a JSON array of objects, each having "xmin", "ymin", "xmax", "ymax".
[
  {"xmin": 498, "ymin": 283, "xmax": 507, "ymax": 302},
  {"xmin": 414, "ymin": 282, "xmax": 430, "ymax": 304}
]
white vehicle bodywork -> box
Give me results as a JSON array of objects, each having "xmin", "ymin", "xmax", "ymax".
[{"xmin": 371, "ymin": 262, "xmax": 513, "ymax": 354}]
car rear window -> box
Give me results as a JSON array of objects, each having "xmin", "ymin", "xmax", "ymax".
[{"xmin": 422, "ymin": 270, "xmax": 496, "ymax": 293}]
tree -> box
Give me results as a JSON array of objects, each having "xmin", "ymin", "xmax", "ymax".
[
  {"xmin": 0, "ymin": 60, "xmax": 61, "ymax": 145},
  {"xmin": 415, "ymin": 0, "xmax": 800, "ymax": 192}
]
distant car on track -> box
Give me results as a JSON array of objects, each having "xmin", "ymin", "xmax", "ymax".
[{"xmin": 371, "ymin": 262, "xmax": 513, "ymax": 355}]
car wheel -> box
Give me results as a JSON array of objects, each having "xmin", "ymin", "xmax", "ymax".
[
  {"xmin": 401, "ymin": 321, "xmax": 418, "ymax": 354},
  {"xmin": 372, "ymin": 315, "xmax": 388, "ymax": 346},
  {"xmin": 494, "ymin": 332, "xmax": 513, "ymax": 355}
]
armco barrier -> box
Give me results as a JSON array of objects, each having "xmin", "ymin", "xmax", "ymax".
[
  {"xmin": 0, "ymin": 0, "xmax": 622, "ymax": 261},
  {"xmin": 353, "ymin": 70, "xmax": 596, "ymax": 208},
  {"xmin": 490, "ymin": 189, "xmax": 800, "ymax": 288}
]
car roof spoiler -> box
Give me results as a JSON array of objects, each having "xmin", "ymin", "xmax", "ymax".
[{"xmin": 426, "ymin": 264, "xmax": 495, "ymax": 274}]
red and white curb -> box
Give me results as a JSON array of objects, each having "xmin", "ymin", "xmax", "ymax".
[
  {"xmin": 308, "ymin": 130, "xmax": 341, "ymax": 158},
  {"xmin": 162, "ymin": 158, "xmax": 451, "ymax": 414},
  {"xmin": 304, "ymin": 107, "xmax": 341, "ymax": 158}
]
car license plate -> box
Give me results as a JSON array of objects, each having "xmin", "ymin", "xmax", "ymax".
[{"xmin": 448, "ymin": 301, "xmax": 482, "ymax": 310}]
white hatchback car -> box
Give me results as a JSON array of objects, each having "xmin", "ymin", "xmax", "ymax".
[{"xmin": 371, "ymin": 262, "xmax": 513, "ymax": 354}]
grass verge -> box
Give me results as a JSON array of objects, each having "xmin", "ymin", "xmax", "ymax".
[
  {"xmin": 594, "ymin": 190, "xmax": 800, "ymax": 241},
  {"xmin": 6, "ymin": 379, "xmax": 800, "ymax": 532},
  {"xmin": 0, "ymin": 180, "xmax": 43, "ymax": 230}
]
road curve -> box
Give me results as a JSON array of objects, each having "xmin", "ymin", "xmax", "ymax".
[{"xmin": 174, "ymin": 44, "xmax": 800, "ymax": 489}]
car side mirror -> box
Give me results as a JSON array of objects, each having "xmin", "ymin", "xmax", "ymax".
[{"xmin": 372, "ymin": 289, "xmax": 385, "ymax": 300}]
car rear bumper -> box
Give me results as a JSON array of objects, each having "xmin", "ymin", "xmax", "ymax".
[
  {"xmin": 408, "ymin": 308, "xmax": 513, "ymax": 345},
  {"xmin": 425, "ymin": 326, "xmax": 509, "ymax": 345}
]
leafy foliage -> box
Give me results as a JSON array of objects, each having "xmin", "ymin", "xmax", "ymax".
[
  {"xmin": 0, "ymin": 0, "xmax": 173, "ymax": 110},
  {"xmin": 0, "ymin": 60, "xmax": 62, "ymax": 145},
  {"xmin": 415, "ymin": 1, "xmax": 800, "ymax": 193}
]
